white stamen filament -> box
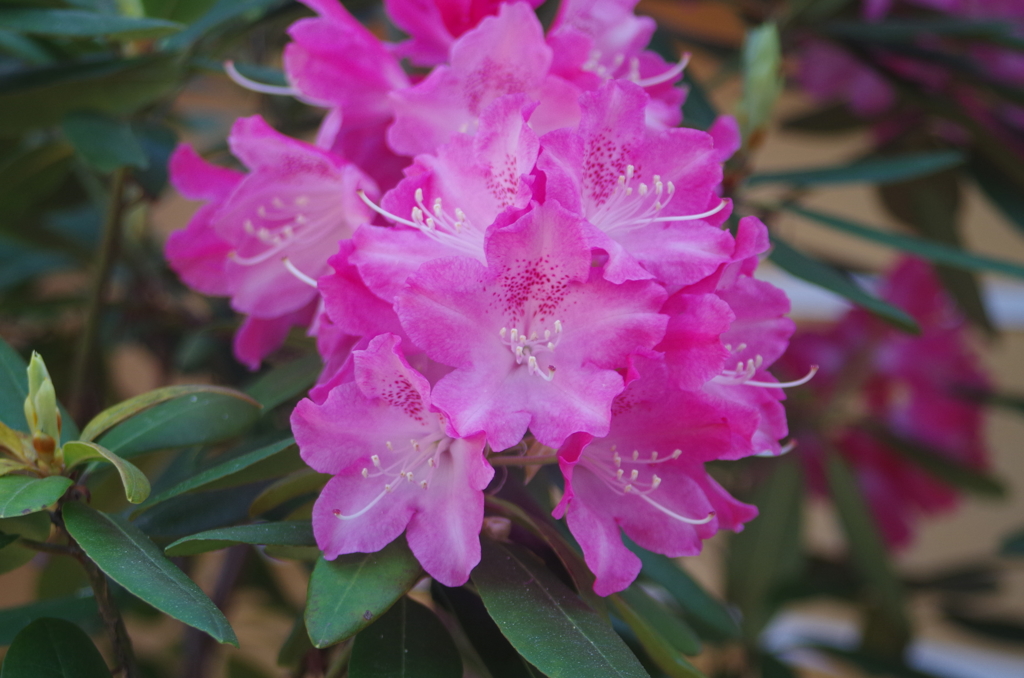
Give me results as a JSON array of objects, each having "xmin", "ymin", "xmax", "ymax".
[
  {"xmin": 357, "ymin": 190, "xmax": 484, "ymax": 259},
  {"xmin": 500, "ymin": 320, "xmax": 563, "ymax": 381},
  {"xmin": 282, "ymin": 257, "xmax": 318, "ymax": 288},
  {"xmin": 632, "ymin": 54, "xmax": 691, "ymax": 88},
  {"xmin": 224, "ymin": 61, "xmax": 300, "ymax": 96}
]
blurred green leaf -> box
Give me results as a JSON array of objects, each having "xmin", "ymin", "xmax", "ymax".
[
  {"xmin": 727, "ymin": 458, "xmax": 803, "ymax": 639},
  {"xmin": 0, "ymin": 596, "xmax": 98, "ymax": 646},
  {"xmin": 812, "ymin": 645, "xmax": 940, "ymax": 678},
  {"xmin": 0, "ymin": 475, "xmax": 72, "ymax": 518},
  {"xmin": 95, "ymin": 390, "xmax": 261, "ymax": 458},
  {"xmin": 616, "ymin": 586, "xmax": 701, "ymax": 656},
  {"xmin": 349, "ymin": 596, "xmax": 462, "ymax": 678},
  {"xmin": 143, "ymin": 0, "xmax": 221, "ymax": 25},
  {"xmin": 768, "ymin": 236, "xmax": 919, "ymax": 333},
  {"xmin": 132, "ymin": 120, "xmax": 178, "ymax": 197},
  {"xmin": 472, "ymin": 539, "xmax": 648, "ymax": 678},
  {"xmin": 163, "ymin": 0, "xmax": 288, "ymax": 49},
  {"xmin": 249, "ymin": 467, "xmax": 329, "ymax": 518},
  {"xmin": 610, "ymin": 586, "xmax": 704, "ymax": 678},
  {"xmin": 781, "ymin": 203, "xmax": 1024, "ymax": 280},
  {"xmin": 62, "ymin": 501, "xmax": 239, "ymax": 646},
  {"xmin": 682, "ymin": 71, "xmax": 717, "ymax": 131},
  {"xmin": 62, "ymin": 441, "xmax": 151, "ymax": 504},
  {"xmin": 1001, "ymin": 528, "xmax": 1024, "ymax": 557},
  {"xmin": 760, "ymin": 653, "xmax": 798, "ymax": 678},
  {"xmin": 823, "ymin": 18, "xmax": 1022, "ymax": 45},
  {"xmin": 738, "ymin": 22, "xmax": 782, "ymax": 139},
  {"xmin": 305, "ymin": 538, "xmax": 423, "ymax": 649},
  {"xmin": 62, "ymin": 111, "xmax": 148, "ymax": 173},
  {"xmin": 0, "ymin": 512, "xmax": 50, "ymax": 574},
  {"xmin": 942, "ymin": 605, "xmax": 1024, "ymax": 644},
  {"xmin": 0, "ymin": 9, "xmax": 183, "ymax": 39},
  {"xmin": 0, "ymin": 617, "xmax": 109, "ymax": 677},
  {"xmin": 748, "ymin": 151, "xmax": 963, "ymax": 187},
  {"xmin": 164, "ymin": 520, "xmax": 314, "ymax": 556},
  {"xmin": 245, "ymin": 353, "xmax": 322, "ymax": 411},
  {"xmin": 782, "ymin": 104, "xmax": 868, "ymax": 134},
  {"xmin": 0, "ymin": 533, "xmax": 16, "ymax": 550},
  {"xmin": 969, "ymin": 153, "xmax": 1024, "ymax": 237}
]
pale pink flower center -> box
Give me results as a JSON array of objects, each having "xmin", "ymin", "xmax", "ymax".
[{"xmin": 499, "ymin": 319, "xmax": 563, "ymax": 381}]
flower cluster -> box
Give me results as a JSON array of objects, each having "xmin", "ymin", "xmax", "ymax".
[
  {"xmin": 166, "ymin": 0, "xmax": 801, "ymax": 595},
  {"xmin": 778, "ymin": 258, "xmax": 989, "ymax": 549}
]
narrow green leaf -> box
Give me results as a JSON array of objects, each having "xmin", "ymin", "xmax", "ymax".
[
  {"xmin": 131, "ymin": 483, "xmax": 266, "ymax": 539},
  {"xmin": 472, "ymin": 540, "xmax": 648, "ymax": 678},
  {"xmin": 163, "ymin": 0, "xmax": 288, "ymax": 49},
  {"xmin": 942, "ymin": 605, "xmax": 1024, "ymax": 644},
  {"xmin": 96, "ymin": 391, "xmax": 261, "ymax": 458},
  {"xmin": 813, "ymin": 645, "xmax": 940, "ymax": 678},
  {"xmin": 610, "ymin": 587, "xmax": 705, "ymax": 678},
  {"xmin": 748, "ymin": 151, "xmax": 963, "ymax": 187},
  {"xmin": 1001, "ymin": 528, "xmax": 1024, "ymax": 557},
  {"xmin": 0, "ymin": 513, "xmax": 50, "ymax": 574},
  {"xmin": 62, "ymin": 502, "xmax": 238, "ymax": 646},
  {"xmin": 0, "ymin": 9, "xmax": 183, "ymax": 40},
  {"xmin": 0, "ymin": 596, "xmax": 98, "ymax": 646},
  {"xmin": 726, "ymin": 459, "xmax": 803, "ymax": 639},
  {"xmin": 349, "ymin": 596, "xmax": 462, "ymax": 678},
  {"xmin": 863, "ymin": 426, "xmax": 1006, "ymax": 498},
  {"xmin": 782, "ymin": 104, "xmax": 869, "ymax": 134},
  {"xmin": 245, "ymin": 353, "xmax": 322, "ymax": 411},
  {"xmin": 62, "ymin": 112, "xmax": 147, "ymax": 174},
  {"xmin": 969, "ymin": 153, "xmax": 1024, "ymax": 236},
  {"xmin": 0, "ymin": 533, "xmax": 16, "ymax": 550},
  {"xmin": 824, "ymin": 451, "xmax": 911, "ymax": 651},
  {"xmin": 81, "ymin": 384, "xmax": 259, "ymax": 443},
  {"xmin": 769, "ymin": 236, "xmax": 919, "ymax": 333},
  {"xmin": 624, "ymin": 538, "xmax": 740, "ymax": 641},
  {"xmin": 782, "ymin": 203, "xmax": 1024, "ymax": 280},
  {"xmin": 249, "ymin": 468, "xmax": 329, "ymax": 518},
  {"xmin": 0, "ymin": 338, "xmax": 78, "ymax": 443},
  {"xmin": 0, "ymin": 617, "xmax": 109, "ymax": 677},
  {"xmin": 305, "ymin": 538, "xmax": 423, "ymax": 648},
  {"xmin": 0, "ymin": 475, "xmax": 72, "ymax": 518},
  {"xmin": 164, "ymin": 521, "xmax": 314, "ymax": 556},
  {"xmin": 62, "ymin": 441, "xmax": 150, "ymax": 504},
  {"xmin": 142, "ymin": 0, "xmax": 220, "ymax": 24},
  {"xmin": 0, "ymin": 459, "xmax": 35, "ymax": 477},
  {"xmin": 140, "ymin": 437, "xmax": 294, "ymax": 510}
]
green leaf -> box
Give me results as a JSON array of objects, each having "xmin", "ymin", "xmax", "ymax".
[
  {"xmin": 823, "ymin": 17, "xmax": 1022, "ymax": 44},
  {"xmin": 0, "ymin": 9, "xmax": 183, "ymax": 40},
  {"xmin": 942, "ymin": 605, "xmax": 1024, "ymax": 644},
  {"xmin": 759, "ymin": 653, "xmax": 798, "ymax": 678},
  {"xmin": 1001, "ymin": 528, "xmax": 1024, "ymax": 557},
  {"xmin": 782, "ymin": 104, "xmax": 869, "ymax": 134},
  {"xmin": 62, "ymin": 502, "xmax": 238, "ymax": 646},
  {"xmin": 0, "ymin": 533, "xmax": 16, "ymax": 550},
  {"xmin": 245, "ymin": 353, "xmax": 322, "ymax": 411},
  {"xmin": 139, "ymin": 437, "xmax": 294, "ymax": 510},
  {"xmin": 305, "ymin": 538, "xmax": 423, "ymax": 648},
  {"xmin": 472, "ymin": 539, "xmax": 648, "ymax": 678},
  {"xmin": 781, "ymin": 203, "xmax": 1024, "ymax": 281},
  {"xmin": 768, "ymin": 236, "xmax": 919, "ymax": 333},
  {"xmin": 747, "ymin": 151, "xmax": 963, "ymax": 187},
  {"xmin": 863, "ymin": 426, "xmax": 1006, "ymax": 498},
  {"xmin": 623, "ymin": 538, "xmax": 740, "ymax": 641},
  {"xmin": 143, "ymin": 0, "xmax": 220, "ymax": 24},
  {"xmin": 0, "ymin": 617, "xmax": 109, "ymax": 677},
  {"xmin": 0, "ymin": 596, "xmax": 98, "ymax": 646},
  {"xmin": 432, "ymin": 583, "xmax": 545, "ymax": 678},
  {"xmin": 62, "ymin": 112, "xmax": 147, "ymax": 174},
  {"xmin": 249, "ymin": 468, "xmax": 329, "ymax": 518},
  {"xmin": 812, "ymin": 645, "xmax": 940, "ymax": 678},
  {"xmin": 62, "ymin": 441, "xmax": 150, "ymax": 504},
  {"xmin": 610, "ymin": 587, "xmax": 704, "ymax": 678},
  {"xmin": 0, "ymin": 54, "xmax": 181, "ymax": 137},
  {"xmin": 969, "ymin": 153, "xmax": 1024, "ymax": 237},
  {"xmin": 0, "ymin": 475, "xmax": 72, "ymax": 518},
  {"xmin": 95, "ymin": 390, "xmax": 261, "ymax": 458},
  {"xmin": 131, "ymin": 483, "xmax": 266, "ymax": 539},
  {"xmin": 681, "ymin": 71, "xmax": 717, "ymax": 131},
  {"xmin": 81, "ymin": 384, "xmax": 260, "ymax": 443},
  {"xmin": 0, "ymin": 512, "xmax": 50, "ymax": 574},
  {"xmin": 726, "ymin": 458, "xmax": 803, "ymax": 639},
  {"xmin": 164, "ymin": 520, "xmax": 314, "ymax": 556},
  {"xmin": 163, "ymin": 0, "xmax": 288, "ymax": 49},
  {"xmin": 824, "ymin": 451, "xmax": 911, "ymax": 654},
  {"xmin": 0, "ymin": 337, "xmax": 78, "ymax": 443},
  {"xmin": 349, "ymin": 596, "xmax": 462, "ymax": 678},
  {"xmin": 738, "ymin": 22, "xmax": 782, "ymax": 139}
]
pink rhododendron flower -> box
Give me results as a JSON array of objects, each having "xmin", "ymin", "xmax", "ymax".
[
  {"xmin": 778, "ymin": 258, "xmax": 989, "ymax": 548},
  {"xmin": 292, "ymin": 334, "xmax": 493, "ymax": 586},
  {"xmin": 395, "ymin": 200, "xmax": 668, "ymax": 451},
  {"xmin": 796, "ymin": 39, "xmax": 896, "ymax": 117},
  {"xmin": 164, "ymin": 115, "xmax": 375, "ymax": 368},
  {"xmin": 554, "ymin": 356, "xmax": 759, "ymax": 596}
]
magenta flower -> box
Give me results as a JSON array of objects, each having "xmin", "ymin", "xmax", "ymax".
[
  {"xmin": 395, "ymin": 200, "xmax": 667, "ymax": 450},
  {"xmin": 292, "ymin": 334, "xmax": 493, "ymax": 586},
  {"xmin": 164, "ymin": 115, "xmax": 375, "ymax": 368},
  {"xmin": 778, "ymin": 258, "xmax": 990, "ymax": 548},
  {"xmin": 539, "ymin": 80, "xmax": 734, "ymax": 291},
  {"xmin": 553, "ymin": 356, "xmax": 759, "ymax": 596}
]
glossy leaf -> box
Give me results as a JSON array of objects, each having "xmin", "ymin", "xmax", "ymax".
[
  {"xmin": 62, "ymin": 112, "xmax": 147, "ymax": 174},
  {"xmin": 1001, "ymin": 529, "xmax": 1024, "ymax": 557},
  {"xmin": 245, "ymin": 353, "xmax": 322, "ymax": 411},
  {"xmin": 349, "ymin": 596, "xmax": 462, "ymax": 678},
  {"xmin": 748, "ymin": 151, "xmax": 963, "ymax": 186},
  {"xmin": 0, "ymin": 596, "xmax": 98, "ymax": 646},
  {"xmin": 472, "ymin": 539, "xmax": 648, "ymax": 678},
  {"xmin": 131, "ymin": 483, "xmax": 266, "ymax": 539},
  {"xmin": 615, "ymin": 586, "xmax": 700, "ymax": 655},
  {"xmin": 62, "ymin": 502, "xmax": 238, "ymax": 646},
  {"xmin": 0, "ymin": 475, "xmax": 72, "ymax": 518},
  {"xmin": 165, "ymin": 521, "xmax": 314, "ymax": 556},
  {"xmin": 0, "ymin": 338, "xmax": 78, "ymax": 443},
  {"xmin": 0, "ymin": 9, "xmax": 183, "ymax": 40},
  {"xmin": 769, "ymin": 236, "xmax": 919, "ymax": 333},
  {"xmin": 62, "ymin": 441, "xmax": 150, "ymax": 504},
  {"xmin": 624, "ymin": 538, "xmax": 740, "ymax": 641},
  {"xmin": 432, "ymin": 583, "xmax": 545, "ymax": 678},
  {"xmin": 305, "ymin": 538, "xmax": 423, "ymax": 648},
  {"xmin": 0, "ymin": 513, "xmax": 50, "ymax": 574},
  {"xmin": 249, "ymin": 468, "xmax": 329, "ymax": 518},
  {"xmin": 782, "ymin": 204, "xmax": 1024, "ymax": 280},
  {"xmin": 610, "ymin": 589, "xmax": 705, "ymax": 678},
  {"xmin": 81, "ymin": 384, "xmax": 259, "ymax": 443},
  {"xmin": 96, "ymin": 391, "xmax": 261, "ymax": 458},
  {"xmin": 140, "ymin": 437, "xmax": 294, "ymax": 511},
  {"xmin": 0, "ymin": 617, "xmax": 109, "ymax": 677}
]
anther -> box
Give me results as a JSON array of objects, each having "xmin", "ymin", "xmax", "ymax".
[
  {"xmin": 372, "ymin": 454, "xmax": 382, "ymax": 467},
  {"xmin": 632, "ymin": 450, "xmax": 639, "ymax": 461},
  {"xmin": 651, "ymin": 474, "xmax": 662, "ymax": 489},
  {"xmin": 629, "ymin": 469, "xmax": 639, "ymax": 481},
  {"xmin": 361, "ymin": 468, "xmax": 368, "ymax": 478}
]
